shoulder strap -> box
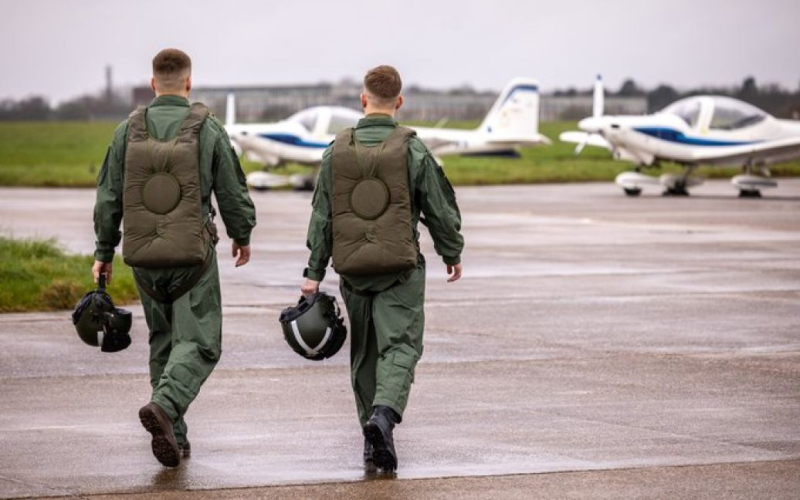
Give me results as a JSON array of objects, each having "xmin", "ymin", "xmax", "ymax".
[
  {"xmin": 392, "ymin": 125, "xmax": 417, "ymax": 140},
  {"xmin": 334, "ymin": 127, "xmax": 354, "ymax": 147},
  {"xmin": 177, "ymin": 102, "xmax": 210, "ymax": 142},
  {"xmin": 127, "ymin": 106, "xmax": 148, "ymax": 142}
]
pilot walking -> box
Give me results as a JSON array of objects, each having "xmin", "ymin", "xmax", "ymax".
[
  {"xmin": 93, "ymin": 48, "xmax": 256, "ymax": 467},
  {"xmin": 300, "ymin": 65, "xmax": 464, "ymax": 472}
]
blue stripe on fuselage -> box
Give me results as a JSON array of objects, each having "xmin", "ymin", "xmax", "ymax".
[
  {"xmin": 258, "ymin": 133, "xmax": 329, "ymax": 149},
  {"xmin": 633, "ymin": 127, "xmax": 760, "ymax": 146}
]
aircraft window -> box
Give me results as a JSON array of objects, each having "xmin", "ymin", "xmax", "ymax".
[
  {"xmin": 327, "ymin": 112, "xmax": 360, "ymax": 135},
  {"xmin": 289, "ymin": 109, "xmax": 319, "ymax": 132},
  {"xmin": 661, "ymin": 98, "xmax": 702, "ymax": 127},
  {"xmin": 709, "ymin": 97, "xmax": 766, "ymax": 130}
]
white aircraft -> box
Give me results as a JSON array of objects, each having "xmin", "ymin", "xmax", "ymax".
[
  {"xmin": 226, "ymin": 78, "xmax": 550, "ymax": 190},
  {"xmin": 560, "ymin": 76, "xmax": 800, "ymax": 197}
]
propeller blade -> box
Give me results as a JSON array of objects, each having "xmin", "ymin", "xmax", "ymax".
[
  {"xmin": 574, "ymin": 137, "xmax": 588, "ymax": 155},
  {"xmin": 593, "ymin": 74, "xmax": 604, "ymax": 118}
]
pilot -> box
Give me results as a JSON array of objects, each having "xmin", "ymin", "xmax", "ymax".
[
  {"xmin": 92, "ymin": 48, "xmax": 256, "ymax": 467},
  {"xmin": 300, "ymin": 65, "xmax": 464, "ymax": 473}
]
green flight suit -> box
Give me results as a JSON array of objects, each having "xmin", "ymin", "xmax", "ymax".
[
  {"xmin": 305, "ymin": 114, "xmax": 464, "ymax": 426},
  {"xmin": 94, "ymin": 95, "xmax": 256, "ymax": 446}
]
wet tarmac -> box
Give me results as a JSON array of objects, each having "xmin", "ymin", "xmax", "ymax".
[{"xmin": 1, "ymin": 181, "xmax": 799, "ymax": 498}]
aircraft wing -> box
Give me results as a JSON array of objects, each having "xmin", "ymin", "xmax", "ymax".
[
  {"xmin": 684, "ymin": 136, "xmax": 800, "ymax": 166},
  {"xmin": 559, "ymin": 131, "xmax": 612, "ymax": 150},
  {"xmin": 233, "ymin": 134, "xmax": 326, "ymax": 167},
  {"xmin": 484, "ymin": 134, "xmax": 552, "ymax": 146}
]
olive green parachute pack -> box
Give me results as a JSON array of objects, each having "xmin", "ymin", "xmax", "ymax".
[
  {"xmin": 122, "ymin": 103, "xmax": 210, "ymax": 268},
  {"xmin": 331, "ymin": 126, "xmax": 418, "ymax": 276}
]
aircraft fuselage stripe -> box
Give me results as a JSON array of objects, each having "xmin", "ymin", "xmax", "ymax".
[
  {"xmin": 258, "ymin": 133, "xmax": 329, "ymax": 149},
  {"xmin": 633, "ymin": 127, "xmax": 760, "ymax": 147}
]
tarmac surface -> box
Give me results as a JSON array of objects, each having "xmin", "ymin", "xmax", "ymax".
[{"xmin": 0, "ymin": 180, "xmax": 799, "ymax": 499}]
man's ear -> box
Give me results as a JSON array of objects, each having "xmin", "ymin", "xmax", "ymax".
[
  {"xmin": 395, "ymin": 95, "xmax": 404, "ymax": 110},
  {"xmin": 360, "ymin": 93, "xmax": 368, "ymax": 109},
  {"xmin": 150, "ymin": 77, "xmax": 157, "ymax": 94},
  {"xmin": 185, "ymin": 75, "xmax": 192, "ymax": 95}
]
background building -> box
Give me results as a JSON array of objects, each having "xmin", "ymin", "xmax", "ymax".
[{"xmin": 132, "ymin": 82, "xmax": 647, "ymax": 123}]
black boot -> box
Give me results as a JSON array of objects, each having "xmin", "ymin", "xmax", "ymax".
[
  {"xmin": 363, "ymin": 438, "xmax": 376, "ymax": 472},
  {"xmin": 363, "ymin": 405, "xmax": 400, "ymax": 472}
]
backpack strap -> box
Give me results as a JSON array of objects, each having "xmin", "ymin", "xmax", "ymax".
[
  {"xmin": 177, "ymin": 103, "xmax": 209, "ymax": 143},
  {"xmin": 126, "ymin": 106, "xmax": 148, "ymax": 143}
]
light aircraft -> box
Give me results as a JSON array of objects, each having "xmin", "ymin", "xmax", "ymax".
[
  {"xmin": 560, "ymin": 76, "xmax": 800, "ymax": 197},
  {"xmin": 226, "ymin": 78, "xmax": 550, "ymax": 190}
]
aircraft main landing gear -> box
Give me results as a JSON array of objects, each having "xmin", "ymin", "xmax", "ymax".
[
  {"xmin": 738, "ymin": 189, "xmax": 762, "ymax": 198},
  {"xmin": 623, "ymin": 187, "xmax": 642, "ymax": 197},
  {"xmin": 662, "ymin": 184, "xmax": 690, "ymax": 196}
]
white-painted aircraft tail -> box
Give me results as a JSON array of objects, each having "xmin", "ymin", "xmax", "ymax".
[{"xmin": 477, "ymin": 77, "xmax": 541, "ymax": 142}]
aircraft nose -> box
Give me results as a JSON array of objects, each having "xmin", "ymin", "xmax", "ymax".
[{"xmin": 578, "ymin": 117, "xmax": 604, "ymax": 134}]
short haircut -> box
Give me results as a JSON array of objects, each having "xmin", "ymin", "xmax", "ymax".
[
  {"xmin": 152, "ymin": 48, "xmax": 192, "ymax": 91},
  {"xmin": 364, "ymin": 65, "xmax": 402, "ymax": 107}
]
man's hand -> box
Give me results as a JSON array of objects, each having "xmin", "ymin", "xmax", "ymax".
[
  {"xmin": 232, "ymin": 242, "xmax": 251, "ymax": 267},
  {"xmin": 92, "ymin": 260, "xmax": 113, "ymax": 285},
  {"xmin": 301, "ymin": 279, "xmax": 320, "ymax": 297},
  {"xmin": 447, "ymin": 263, "xmax": 463, "ymax": 283}
]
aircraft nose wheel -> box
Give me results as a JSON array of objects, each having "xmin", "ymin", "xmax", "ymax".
[
  {"xmin": 738, "ymin": 189, "xmax": 762, "ymax": 198},
  {"xmin": 623, "ymin": 187, "xmax": 642, "ymax": 197}
]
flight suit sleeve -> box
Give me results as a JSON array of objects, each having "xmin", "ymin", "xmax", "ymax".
[
  {"xmin": 304, "ymin": 147, "xmax": 334, "ymax": 281},
  {"xmin": 93, "ymin": 122, "xmax": 127, "ymax": 263},
  {"xmin": 212, "ymin": 132, "xmax": 257, "ymax": 246},
  {"xmin": 416, "ymin": 148, "xmax": 465, "ymax": 265}
]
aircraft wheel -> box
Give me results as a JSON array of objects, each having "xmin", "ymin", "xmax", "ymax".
[
  {"xmin": 293, "ymin": 179, "xmax": 316, "ymax": 192},
  {"xmin": 738, "ymin": 189, "xmax": 761, "ymax": 198},
  {"xmin": 623, "ymin": 187, "xmax": 642, "ymax": 197},
  {"xmin": 662, "ymin": 186, "xmax": 690, "ymax": 196},
  {"xmin": 252, "ymin": 186, "xmax": 270, "ymax": 192}
]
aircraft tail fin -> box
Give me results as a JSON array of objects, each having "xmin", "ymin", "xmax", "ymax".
[
  {"xmin": 477, "ymin": 78, "xmax": 541, "ymax": 140},
  {"xmin": 225, "ymin": 92, "xmax": 236, "ymax": 127}
]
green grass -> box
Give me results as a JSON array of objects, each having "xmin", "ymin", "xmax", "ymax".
[
  {"xmin": 0, "ymin": 122, "xmax": 117, "ymax": 187},
  {"xmin": 1, "ymin": 120, "xmax": 799, "ymax": 187},
  {"xmin": 0, "ymin": 236, "xmax": 138, "ymax": 312}
]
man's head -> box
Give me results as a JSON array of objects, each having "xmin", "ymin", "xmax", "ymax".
[
  {"xmin": 361, "ymin": 65, "xmax": 403, "ymax": 116},
  {"xmin": 150, "ymin": 48, "xmax": 192, "ymax": 97}
]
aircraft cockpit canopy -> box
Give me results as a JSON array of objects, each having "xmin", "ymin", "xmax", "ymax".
[
  {"xmin": 661, "ymin": 96, "xmax": 767, "ymax": 130},
  {"xmin": 661, "ymin": 98, "xmax": 702, "ymax": 128},
  {"xmin": 707, "ymin": 96, "xmax": 767, "ymax": 130},
  {"xmin": 287, "ymin": 107, "xmax": 362, "ymax": 135},
  {"xmin": 288, "ymin": 108, "xmax": 322, "ymax": 133},
  {"xmin": 326, "ymin": 108, "xmax": 362, "ymax": 135}
]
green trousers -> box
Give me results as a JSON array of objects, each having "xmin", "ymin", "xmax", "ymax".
[
  {"xmin": 135, "ymin": 251, "xmax": 222, "ymax": 446},
  {"xmin": 340, "ymin": 262, "xmax": 426, "ymax": 427}
]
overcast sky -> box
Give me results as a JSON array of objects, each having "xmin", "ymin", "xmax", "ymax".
[{"xmin": 1, "ymin": 0, "xmax": 798, "ymax": 102}]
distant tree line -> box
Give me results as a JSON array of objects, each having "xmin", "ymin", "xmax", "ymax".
[
  {"xmin": 553, "ymin": 77, "xmax": 800, "ymax": 118},
  {"xmin": 0, "ymin": 92, "xmax": 131, "ymax": 121}
]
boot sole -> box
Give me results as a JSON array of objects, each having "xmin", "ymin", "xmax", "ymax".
[
  {"xmin": 363, "ymin": 423, "xmax": 397, "ymax": 472},
  {"xmin": 139, "ymin": 407, "xmax": 181, "ymax": 468}
]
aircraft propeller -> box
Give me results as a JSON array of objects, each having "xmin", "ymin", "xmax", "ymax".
[{"xmin": 574, "ymin": 75, "xmax": 605, "ymax": 155}]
